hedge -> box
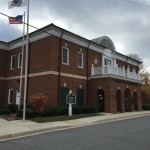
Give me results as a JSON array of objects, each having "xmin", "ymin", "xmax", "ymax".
[
  {"xmin": 142, "ymin": 104, "xmax": 150, "ymax": 110},
  {"xmin": 72, "ymin": 105, "xmax": 96, "ymax": 114},
  {"xmin": 17, "ymin": 108, "xmax": 38, "ymax": 119},
  {"xmin": 0, "ymin": 108, "xmax": 10, "ymax": 115},
  {"xmin": 0, "ymin": 104, "xmax": 18, "ymax": 115},
  {"xmin": 42, "ymin": 107, "xmax": 68, "ymax": 116},
  {"xmin": 17, "ymin": 105, "xmax": 96, "ymax": 118}
]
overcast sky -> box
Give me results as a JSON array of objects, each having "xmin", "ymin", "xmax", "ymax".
[{"xmin": 0, "ymin": 0, "xmax": 150, "ymax": 70}]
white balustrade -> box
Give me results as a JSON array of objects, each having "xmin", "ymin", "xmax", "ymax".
[{"xmin": 91, "ymin": 65, "xmax": 141, "ymax": 81}]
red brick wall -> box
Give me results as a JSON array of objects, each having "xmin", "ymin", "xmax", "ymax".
[
  {"xmin": 27, "ymin": 75, "xmax": 58, "ymax": 106},
  {"xmin": 0, "ymin": 35, "xmax": 142, "ymax": 113},
  {"xmin": 116, "ymin": 59, "xmax": 139, "ymax": 73},
  {"xmin": 60, "ymin": 76, "xmax": 87, "ymax": 104},
  {"xmin": 60, "ymin": 40, "xmax": 87, "ymax": 76},
  {"xmin": 29, "ymin": 37, "xmax": 52, "ymax": 73},
  {"xmin": 88, "ymin": 77, "xmax": 142, "ymax": 113},
  {"xmin": 88, "ymin": 50, "xmax": 102, "ymax": 76},
  {"xmin": 0, "ymin": 49, "xmax": 8, "ymax": 77},
  {"xmin": 6, "ymin": 48, "xmax": 23, "ymax": 77}
]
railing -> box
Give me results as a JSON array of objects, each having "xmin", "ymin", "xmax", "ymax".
[{"xmin": 91, "ymin": 64, "xmax": 141, "ymax": 81}]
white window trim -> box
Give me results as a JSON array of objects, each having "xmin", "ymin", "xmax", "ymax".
[
  {"xmin": 8, "ymin": 89, "xmax": 13, "ymax": 104},
  {"xmin": 18, "ymin": 52, "xmax": 22, "ymax": 68},
  {"xmin": 77, "ymin": 52, "xmax": 83, "ymax": 68},
  {"xmin": 10, "ymin": 55, "xmax": 15, "ymax": 70},
  {"xmin": 62, "ymin": 47, "xmax": 69, "ymax": 65},
  {"xmin": 102, "ymin": 55, "xmax": 114, "ymax": 67}
]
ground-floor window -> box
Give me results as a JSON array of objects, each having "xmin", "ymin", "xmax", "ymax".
[
  {"xmin": 76, "ymin": 88, "xmax": 84, "ymax": 105},
  {"xmin": 60, "ymin": 87, "xmax": 69, "ymax": 106},
  {"xmin": 8, "ymin": 89, "xmax": 13, "ymax": 104}
]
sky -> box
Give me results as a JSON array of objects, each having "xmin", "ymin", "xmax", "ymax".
[{"xmin": 0, "ymin": 0, "xmax": 150, "ymax": 70}]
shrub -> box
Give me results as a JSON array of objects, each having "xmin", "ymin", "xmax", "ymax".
[
  {"xmin": 0, "ymin": 108, "xmax": 10, "ymax": 115},
  {"xmin": 142, "ymin": 104, "xmax": 150, "ymax": 110},
  {"xmin": 42, "ymin": 105, "xmax": 96, "ymax": 117},
  {"xmin": 29, "ymin": 93, "xmax": 48, "ymax": 113},
  {"xmin": 0, "ymin": 104, "xmax": 18, "ymax": 115},
  {"xmin": 16, "ymin": 105, "xmax": 96, "ymax": 119},
  {"xmin": 7, "ymin": 104, "xmax": 18, "ymax": 113},
  {"xmin": 42, "ymin": 107, "xmax": 68, "ymax": 116},
  {"xmin": 72, "ymin": 105, "xmax": 96, "ymax": 114},
  {"xmin": 17, "ymin": 108, "xmax": 38, "ymax": 119}
]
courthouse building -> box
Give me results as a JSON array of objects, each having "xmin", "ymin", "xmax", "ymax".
[{"xmin": 0, "ymin": 23, "xmax": 142, "ymax": 113}]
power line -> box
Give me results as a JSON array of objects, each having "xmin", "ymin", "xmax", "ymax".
[{"xmin": 120, "ymin": 0, "xmax": 150, "ymax": 8}]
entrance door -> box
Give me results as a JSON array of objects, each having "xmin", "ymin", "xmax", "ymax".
[
  {"xmin": 98, "ymin": 89, "xmax": 105, "ymax": 112},
  {"xmin": 16, "ymin": 90, "xmax": 20, "ymax": 105}
]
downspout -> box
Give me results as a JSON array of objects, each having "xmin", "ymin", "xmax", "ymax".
[
  {"xmin": 26, "ymin": 39, "xmax": 31, "ymax": 104},
  {"xmin": 58, "ymin": 30, "xmax": 64, "ymax": 106},
  {"xmin": 86, "ymin": 41, "xmax": 91, "ymax": 105}
]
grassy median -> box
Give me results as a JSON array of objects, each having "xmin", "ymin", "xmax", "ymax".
[{"xmin": 31, "ymin": 113, "xmax": 102, "ymax": 123}]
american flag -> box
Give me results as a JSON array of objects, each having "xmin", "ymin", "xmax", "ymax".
[{"xmin": 9, "ymin": 15, "xmax": 23, "ymax": 24}]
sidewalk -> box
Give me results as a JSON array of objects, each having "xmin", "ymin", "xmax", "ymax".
[{"xmin": 0, "ymin": 111, "xmax": 150, "ymax": 141}]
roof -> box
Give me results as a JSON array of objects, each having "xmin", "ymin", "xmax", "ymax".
[{"xmin": 0, "ymin": 23, "xmax": 142, "ymax": 64}]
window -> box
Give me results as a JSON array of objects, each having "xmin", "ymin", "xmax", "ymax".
[
  {"xmin": 77, "ymin": 52, "xmax": 83, "ymax": 68},
  {"xmin": 18, "ymin": 53, "xmax": 22, "ymax": 68},
  {"xmin": 62, "ymin": 47, "xmax": 69, "ymax": 65},
  {"xmin": 8, "ymin": 89, "xmax": 13, "ymax": 104},
  {"xmin": 10, "ymin": 55, "xmax": 15, "ymax": 70},
  {"xmin": 104, "ymin": 58, "xmax": 112, "ymax": 66}
]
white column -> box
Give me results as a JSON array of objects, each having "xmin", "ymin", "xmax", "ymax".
[
  {"xmin": 127, "ymin": 67, "xmax": 130, "ymax": 78},
  {"xmin": 116, "ymin": 64, "xmax": 118, "ymax": 76},
  {"xmin": 133, "ymin": 69, "xmax": 135, "ymax": 79},
  {"xmin": 138, "ymin": 71, "xmax": 141, "ymax": 80},
  {"xmin": 91, "ymin": 64, "xmax": 94, "ymax": 76},
  {"xmin": 114, "ymin": 59, "xmax": 116, "ymax": 68},
  {"xmin": 123, "ymin": 66, "xmax": 125, "ymax": 77}
]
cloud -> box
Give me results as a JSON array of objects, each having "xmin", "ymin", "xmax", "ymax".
[{"xmin": 0, "ymin": 0, "xmax": 150, "ymax": 68}]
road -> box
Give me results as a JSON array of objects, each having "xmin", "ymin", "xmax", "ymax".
[{"xmin": 0, "ymin": 116, "xmax": 150, "ymax": 150}]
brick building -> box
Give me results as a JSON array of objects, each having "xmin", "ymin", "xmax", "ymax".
[{"xmin": 0, "ymin": 24, "xmax": 142, "ymax": 113}]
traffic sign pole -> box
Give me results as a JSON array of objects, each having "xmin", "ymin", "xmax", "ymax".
[{"xmin": 69, "ymin": 103, "xmax": 72, "ymax": 116}]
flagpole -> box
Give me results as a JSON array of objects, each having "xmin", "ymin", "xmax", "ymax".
[
  {"xmin": 23, "ymin": 0, "xmax": 29, "ymax": 121},
  {"xmin": 19, "ymin": 12, "xmax": 25, "ymax": 110}
]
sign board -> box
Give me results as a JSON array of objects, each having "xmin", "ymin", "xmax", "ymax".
[{"xmin": 66, "ymin": 93, "xmax": 76, "ymax": 104}]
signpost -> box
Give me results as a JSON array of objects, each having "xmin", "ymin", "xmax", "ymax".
[{"xmin": 66, "ymin": 90, "xmax": 76, "ymax": 116}]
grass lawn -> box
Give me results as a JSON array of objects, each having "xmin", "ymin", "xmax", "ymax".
[{"xmin": 31, "ymin": 113, "xmax": 102, "ymax": 123}]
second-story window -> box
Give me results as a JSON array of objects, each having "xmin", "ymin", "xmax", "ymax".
[
  {"xmin": 18, "ymin": 53, "xmax": 22, "ymax": 68},
  {"xmin": 77, "ymin": 52, "xmax": 83, "ymax": 68},
  {"xmin": 104, "ymin": 58, "xmax": 112, "ymax": 66},
  {"xmin": 10, "ymin": 55, "xmax": 15, "ymax": 70},
  {"xmin": 62, "ymin": 47, "xmax": 69, "ymax": 65}
]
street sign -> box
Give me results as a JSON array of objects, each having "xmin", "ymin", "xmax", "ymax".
[{"xmin": 66, "ymin": 90, "xmax": 76, "ymax": 116}]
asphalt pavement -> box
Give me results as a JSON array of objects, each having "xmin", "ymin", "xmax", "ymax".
[{"xmin": 0, "ymin": 111, "xmax": 150, "ymax": 141}]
